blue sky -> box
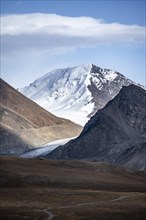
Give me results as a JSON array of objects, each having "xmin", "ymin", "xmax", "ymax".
[{"xmin": 1, "ymin": 0, "xmax": 146, "ymax": 88}]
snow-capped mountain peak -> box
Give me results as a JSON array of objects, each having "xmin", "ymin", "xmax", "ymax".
[{"xmin": 20, "ymin": 64, "xmax": 141, "ymax": 125}]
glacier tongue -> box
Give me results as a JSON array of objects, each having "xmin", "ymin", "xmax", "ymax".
[
  {"xmin": 21, "ymin": 137, "xmax": 75, "ymax": 158},
  {"xmin": 20, "ymin": 64, "xmax": 137, "ymax": 126}
]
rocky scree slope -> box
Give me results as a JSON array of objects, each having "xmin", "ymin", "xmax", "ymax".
[{"xmin": 46, "ymin": 85, "xmax": 146, "ymax": 171}]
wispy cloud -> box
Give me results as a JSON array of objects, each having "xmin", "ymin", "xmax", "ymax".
[{"xmin": 1, "ymin": 13, "xmax": 145, "ymax": 54}]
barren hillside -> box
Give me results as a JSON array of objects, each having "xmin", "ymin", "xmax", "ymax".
[{"xmin": 0, "ymin": 79, "xmax": 82, "ymax": 155}]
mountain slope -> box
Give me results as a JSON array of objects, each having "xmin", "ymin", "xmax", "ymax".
[
  {"xmin": 0, "ymin": 125, "xmax": 30, "ymax": 156},
  {"xmin": 1, "ymin": 78, "xmax": 68, "ymax": 128},
  {"xmin": 46, "ymin": 85, "xmax": 146, "ymax": 171},
  {"xmin": 20, "ymin": 64, "xmax": 143, "ymax": 125},
  {"xmin": 0, "ymin": 79, "xmax": 82, "ymax": 155}
]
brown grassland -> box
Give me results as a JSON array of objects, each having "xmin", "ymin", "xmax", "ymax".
[{"xmin": 0, "ymin": 157, "xmax": 146, "ymax": 219}]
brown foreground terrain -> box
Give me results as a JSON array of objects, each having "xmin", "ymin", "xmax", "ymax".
[{"xmin": 0, "ymin": 157, "xmax": 146, "ymax": 220}]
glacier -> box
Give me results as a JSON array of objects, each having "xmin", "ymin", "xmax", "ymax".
[{"xmin": 20, "ymin": 137, "xmax": 75, "ymax": 158}]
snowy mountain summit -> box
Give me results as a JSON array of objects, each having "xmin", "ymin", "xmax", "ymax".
[{"xmin": 21, "ymin": 64, "xmax": 140, "ymax": 125}]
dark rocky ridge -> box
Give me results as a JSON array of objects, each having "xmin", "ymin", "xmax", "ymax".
[{"xmin": 46, "ymin": 85, "xmax": 146, "ymax": 171}]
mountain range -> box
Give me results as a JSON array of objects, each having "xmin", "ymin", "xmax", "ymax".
[
  {"xmin": 46, "ymin": 84, "xmax": 146, "ymax": 171},
  {"xmin": 1, "ymin": 63, "xmax": 145, "ymax": 171},
  {"xmin": 0, "ymin": 79, "xmax": 82, "ymax": 156},
  {"xmin": 20, "ymin": 64, "xmax": 144, "ymax": 125}
]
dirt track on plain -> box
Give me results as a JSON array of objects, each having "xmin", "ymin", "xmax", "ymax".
[{"xmin": 0, "ymin": 157, "xmax": 146, "ymax": 219}]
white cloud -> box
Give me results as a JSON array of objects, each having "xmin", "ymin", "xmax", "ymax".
[
  {"xmin": 1, "ymin": 13, "xmax": 145, "ymax": 88},
  {"xmin": 1, "ymin": 13, "xmax": 145, "ymax": 54}
]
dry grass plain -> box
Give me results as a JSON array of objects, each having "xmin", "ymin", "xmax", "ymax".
[{"xmin": 0, "ymin": 157, "xmax": 146, "ymax": 220}]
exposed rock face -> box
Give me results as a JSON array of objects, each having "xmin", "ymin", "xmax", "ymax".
[
  {"xmin": 88, "ymin": 65, "xmax": 138, "ymax": 116},
  {"xmin": 0, "ymin": 79, "xmax": 82, "ymax": 156},
  {"xmin": 46, "ymin": 85, "xmax": 146, "ymax": 171}
]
